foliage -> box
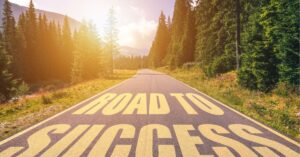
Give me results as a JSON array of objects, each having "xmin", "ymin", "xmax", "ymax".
[
  {"xmin": 148, "ymin": 12, "xmax": 170, "ymax": 67},
  {"xmin": 159, "ymin": 67, "xmax": 300, "ymax": 139},
  {"xmin": 115, "ymin": 56, "xmax": 148, "ymax": 70},
  {"xmin": 0, "ymin": 70, "xmax": 136, "ymax": 140},
  {"xmin": 104, "ymin": 7, "xmax": 119, "ymax": 74},
  {"xmin": 150, "ymin": 0, "xmax": 300, "ymax": 92},
  {"xmin": 72, "ymin": 22, "xmax": 103, "ymax": 83},
  {"xmin": 238, "ymin": 0, "xmax": 299, "ymax": 92},
  {"xmin": 165, "ymin": 0, "xmax": 193, "ymax": 67},
  {"xmin": 0, "ymin": 0, "xmax": 115, "ymax": 102},
  {"xmin": 0, "ymin": 0, "xmax": 27, "ymax": 102},
  {"xmin": 195, "ymin": 0, "xmax": 236, "ymax": 76},
  {"xmin": 0, "ymin": 44, "xmax": 18, "ymax": 102}
]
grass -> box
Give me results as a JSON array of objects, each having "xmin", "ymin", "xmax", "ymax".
[
  {"xmin": 158, "ymin": 67, "xmax": 300, "ymax": 140},
  {"xmin": 0, "ymin": 70, "xmax": 136, "ymax": 141}
]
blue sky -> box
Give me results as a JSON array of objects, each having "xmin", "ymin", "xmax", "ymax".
[{"xmin": 9, "ymin": 0, "xmax": 175, "ymax": 49}]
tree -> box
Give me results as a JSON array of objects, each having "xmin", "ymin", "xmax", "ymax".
[
  {"xmin": 105, "ymin": 7, "xmax": 118, "ymax": 74},
  {"xmin": 72, "ymin": 22, "xmax": 103, "ymax": 83},
  {"xmin": 235, "ymin": 0, "xmax": 241, "ymax": 70},
  {"xmin": 0, "ymin": 35, "xmax": 18, "ymax": 102},
  {"xmin": 2, "ymin": 0, "xmax": 18, "ymax": 75},
  {"xmin": 195, "ymin": 0, "xmax": 236, "ymax": 76},
  {"xmin": 238, "ymin": 0, "xmax": 299, "ymax": 91},
  {"xmin": 148, "ymin": 11, "xmax": 170, "ymax": 67},
  {"xmin": 261, "ymin": 0, "xmax": 300, "ymax": 86},
  {"xmin": 180, "ymin": 9, "xmax": 196, "ymax": 64},
  {"xmin": 165, "ymin": 0, "xmax": 191, "ymax": 68},
  {"xmin": 23, "ymin": 0, "xmax": 38, "ymax": 82},
  {"xmin": 61, "ymin": 16, "xmax": 74, "ymax": 81},
  {"xmin": 238, "ymin": 12, "xmax": 279, "ymax": 92}
]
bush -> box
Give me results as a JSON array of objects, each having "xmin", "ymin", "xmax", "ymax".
[
  {"xmin": 16, "ymin": 82, "xmax": 29, "ymax": 97},
  {"xmin": 41, "ymin": 95, "xmax": 52, "ymax": 104},
  {"xmin": 251, "ymin": 103, "xmax": 267, "ymax": 116},
  {"xmin": 52, "ymin": 91, "xmax": 68, "ymax": 99},
  {"xmin": 182, "ymin": 62, "xmax": 200, "ymax": 69},
  {"xmin": 206, "ymin": 55, "xmax": 235, "ymax": 77}
]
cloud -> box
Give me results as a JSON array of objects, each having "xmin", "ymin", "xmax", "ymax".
[
  {"xmin": 118, "ymin": 6, "xmax": 157, "ymax": 50},
  {"xmin": 119, "ymin": 17, "xmax": 157, "ymax": 50}
]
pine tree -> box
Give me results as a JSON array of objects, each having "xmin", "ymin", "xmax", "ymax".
[
  {"xmin": 2, "ymin": 0, "xmax": 18, "ymax": 75},
  {"xmin": 165, "ymin": 0, "xmax": 191, "ymax": 68},
  {"xmin": 0, "ymin": 35, "xmax": 18, "ymax": 102},
  {"xmin": 72, "ymin": 22, "xmax": 103, "ymax": 83},
  {"xmin": 61, "ymin": 16, "xmax": 74, "ymax": 81},
  {"xmin": 105, "ymin": 7, "xmax": 118, "ymax": 74},
  {"xmin": 261, "ymin": 0, "xmax": 300, "ymax": 86},
  {"xmin": 238, "ymin": 1, "xmax": 278, "ymax": 92},
  {"xmin": 180, "ymin": 9, "xmax": 196, "ymax": 63},
  {"xmin": 23, "ymin": 0, "xmax": 38, "ymax": 82},
  {"xmin": 195, "ymin": 0, "xmax": 236, "ymax": 76},
  {"xmin": 238, "ymin": 0, "xmax": 299, "ymax": 91},
  {"xmin": 16, "ymin": 13, "xmax": 26, "ymax": 79},
  {"xmin": 36, "ymin": 14, "xmax": 48, "ymax": 80},
  {"xmin": 148, "ymin": 11, "xmax": 170, "ymax": 67}
]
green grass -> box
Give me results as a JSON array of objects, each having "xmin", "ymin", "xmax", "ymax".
[
  {"xmin": 0, "ymin": 70, "xmax": 136, "ymax": 140},
  {"xmin": 158, "ymin": 67, "xmax": 300, "ymax": 140}
]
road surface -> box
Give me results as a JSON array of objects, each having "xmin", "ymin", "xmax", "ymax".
[{"xmin": 0, "ymin": 69, "xmax": 299, "ymax": 157}]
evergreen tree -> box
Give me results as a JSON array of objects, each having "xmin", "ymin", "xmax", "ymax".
[
  {"xmin": 0, "ymin": 35, "xmax": 18, "ymax": 102},
  {"xmin": 36, "ymin": 14, "xmax": 48, "ymax": 80},
  {"xmin": 165, "ymin": 0, "xmax": 191, "ymax": 68},
  {"xmin": 16, "ymin": 12, "xmax": 26, "ymax": 78},
  {"xmin": 23, "ymin": 0, "xmax": 38, "ymax": 82},
  {"xmin": 61, "ymin": 16, "xmax": 74, "ymax": 81},
  {"xmin": 180, "ymin": 9, "xmax": 196, "ymax": 63},
  {"xmin": 72, "ymin": 22, "xmax": 103, "ymax": 83},
  {"xmin": 105, "ymin": 7, "xmax": 118, "ymax": 74},
  {"xmin": 2, "ymin": 0, "xmax": 18, "ymax": 75},
  {"xmin": 148, "ymin": 11, "xmax": 170, "ymax": 67},
  {"xmin": 261, "ymin": 0, "xmax": 300, "ymax": 86},
  {"xmin": 195, "ymin": 0, "xmax": 236, "ymax": 76},
  {"xmin": 238, "ymin": 10, "xmax": 279, "ymax": 92},
  {"xmin": 238, "ymin": 0, "xmax": 299, "ymax": 91}
]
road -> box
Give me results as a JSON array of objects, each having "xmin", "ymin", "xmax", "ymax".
[{"xmin": 0, "ymin": 69, "xmax": 299, "ymax": 157}]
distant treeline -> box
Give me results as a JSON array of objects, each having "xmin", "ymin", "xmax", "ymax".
[
  {"xmin": 0, "ymin": 0, "xmax": 115, "ymax": 102},
  {"xmin": 114, "ymin": 56, "xmax": 148, "ymax": 70},
  {"xmin": 148, "ymin": 0, "xmax": 299, "ymax": 92}
]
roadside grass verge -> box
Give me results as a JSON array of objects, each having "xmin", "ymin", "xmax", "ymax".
[
  {"xmin": 158, "ymin": 67, "xmax": 300, "ymax": 140},
  {"xmin": 0, "ymin": 70, "xmax": 136, "ymax": 141}
]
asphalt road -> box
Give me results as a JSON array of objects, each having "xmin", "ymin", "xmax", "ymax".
[{"xmin": 0, "ymin": 69, "xmax": 299, "ymax": 157}]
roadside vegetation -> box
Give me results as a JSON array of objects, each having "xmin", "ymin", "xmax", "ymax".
[
  {"xmin": 0, "ymin": 70, "xmax": 136, "ymax": 141},
  {"xmin": 158, "ymin": 67, "xmax": 300, "ymax": 140}
]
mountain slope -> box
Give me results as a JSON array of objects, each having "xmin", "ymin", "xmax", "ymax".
[{"xmin": 0, "ymin": 0, "xmax": 81, "ymax": 30}]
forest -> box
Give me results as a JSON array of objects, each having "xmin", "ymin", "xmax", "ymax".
[
  {"xmin": 148, "ymin": 0, "xmax": 299, "ymax": 92},
  {"xmin": 0, "ymin": 0, "xmax": 117, "ymax": 102},
  {"xmin": 1, "ymin": 0, "xmax": 299, "ymax": 102}
]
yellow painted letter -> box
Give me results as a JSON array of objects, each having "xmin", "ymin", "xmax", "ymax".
[
  {"xmin": 136, "ymin": 124, "xmax": 175, "ymax": 157},
  {"xmin": 149, "ymin": 93, "xmax": 170, "ymax": 115},
  {"xmin": 174, "ymin": 125, "xmax": 212, "ymax": 157},
  {"xmin": 199, "ymin": 124, "xmax": 257, "ymax": 157},
  {"xmin": 186, "ymin": 93, "xmax": 224, "ymax": 115},
  {"xmin": 88, "ymin": 124, "xmax": 135, "ymax": 157},
  {"xmin": 229, "ymin": 124, "xmax": 299, "ymax": 157}
]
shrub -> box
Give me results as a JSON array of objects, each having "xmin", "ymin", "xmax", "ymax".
[
  {"xmin": 206, "ymin": 55, "xmax": 235, "ymax": 77},
  {"xmin": 182, "ymin": 62, "xmax": 199, "ymax": 70},
  {"xmin": 41, "ymin": 95, "xmax": 52, "ymax": 104},
  {"xmin": 52, "ymin": 91, "xmax": 68, "ymax": 99}
]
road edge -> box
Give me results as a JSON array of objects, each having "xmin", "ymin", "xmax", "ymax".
[
  {"xmin": 0, "ymin": 76, "xmax": 135, "ymax": 146},
  {"xmin": 163, "ymin": 71, "xmax": 300, "ymax": 147}
]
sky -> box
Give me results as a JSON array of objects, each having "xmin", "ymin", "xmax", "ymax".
[{"xmin": 9, "ymin": 0, "xmax": 175, "ymax": 50}]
